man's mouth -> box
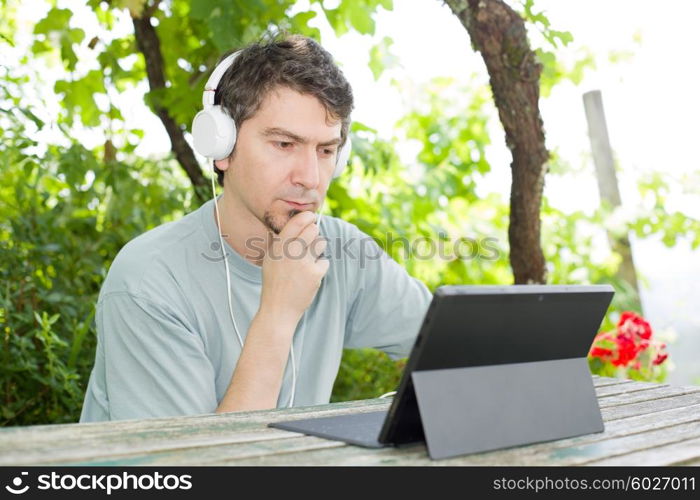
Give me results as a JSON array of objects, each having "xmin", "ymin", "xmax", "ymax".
[{"xmin": 284, "ymin": 200, "xmax": 314, "ymax": 210}]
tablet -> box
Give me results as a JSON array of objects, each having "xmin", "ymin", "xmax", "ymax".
[{"xmin": 270, "ymin": 284, "xmax": 615, "ymax": 458}]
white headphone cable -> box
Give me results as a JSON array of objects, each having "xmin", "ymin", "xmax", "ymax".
[
  {"xmin": 211, "ymin": 168, "xmax": 245, "ymax": 349},
  {"xmin": 288, "ymin": 194, "xmax": 329, "ymax": 407},
  {"xmin": 212, "ymin": 165, "xmax": 306, "ymax": 409},
  {"xmin": 288, "ymin": 201, "xmax": 326, "ymax": 408},
  {"xmin": 211, "ymin": 158, "xmax": 332, "ymax": 409}
]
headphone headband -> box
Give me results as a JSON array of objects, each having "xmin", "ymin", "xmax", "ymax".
[{"xmin": 202, "ymin": 51, "xmax": 242, "ymax": 108}]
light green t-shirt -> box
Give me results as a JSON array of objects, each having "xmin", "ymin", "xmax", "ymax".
[{"xmin": 79, "ymin": 196, "xmax": 432, "ymax": 422}]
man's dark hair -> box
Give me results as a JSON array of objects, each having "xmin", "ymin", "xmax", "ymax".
[{"xmin": 212, "ymin": 33, "xmax": 354, "ymax": 187}]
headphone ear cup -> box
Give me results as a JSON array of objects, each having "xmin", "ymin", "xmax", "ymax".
[
  {"xmin": 192, "ymin": 105, "xmax": 237, "ymax": 160},
  {"xmin": 332, "ymin": 136, "xmax": 351, "ymax": 179}
]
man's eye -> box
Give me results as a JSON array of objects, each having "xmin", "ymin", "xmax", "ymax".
[
  {"xmin": 277, "ymin": 141, "xmax": 293, "ymax": 149},
  {"xmin": 320, "ymin": 148, "xmax": 336, "ymax": 156}
]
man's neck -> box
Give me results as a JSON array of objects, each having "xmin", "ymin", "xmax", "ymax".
[{"xmin": 214, "ymin": 191, "xmax": 268, "ymax": 267}]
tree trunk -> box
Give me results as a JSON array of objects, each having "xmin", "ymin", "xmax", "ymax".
[
  {"xmin": 445, "ymin": 0, "xmax": 549, "ymax": 284},
  {"xmin": 131, "ymin": 12, "xmax": 208, "ymax": 203}
]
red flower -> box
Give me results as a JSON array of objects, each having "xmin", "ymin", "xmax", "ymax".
[
  {"xmin": 612, "ymin": 331, "xmax": 640, "ymax": 367},
  {"xmin": 653, "ymin": 353, "xmax": 668, "ymax": 366},
  {"xmin": 590, "ymin": 346, "xmax": 614, "ymax": 359},
  {"xmin": 590, "ymin": 311, "xmax": 668, "ymax": 372},
  {"xmin": 618, "ymin": 311, "xmax": 652, "ymax": 340}
]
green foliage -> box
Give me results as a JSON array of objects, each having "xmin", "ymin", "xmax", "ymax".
[
  {"xmin": 331, "ymin": 349, "xmax": 405, "ymax": 402},
  {"xmin": 0, "ymin": 76, "xmax": 194, "ymax": 425},
  {"xmin": 318, "ymin": 0, "xmax": 393, "ymax": 36},
  {"xmin": 328, "ymin": 76, "xmax": 511, "ymax": 293},
  {"xmin": 18, "ymin": 0, "xmax": 398, "ymax": 158},
  {"xmin": 536, "ymin": 47, "xmax": 596, "ymax": 97},
  {"xmin": 519, "ymin": 0, "xmax": 573, "ymax": 49},
  {"xmin": 368, "ymin": 36, "xmax": 399, "ymax": 81},
  {"xmin": 633, "ymin": 172, "xmax": 700, "ymax": 249},
  {"xmin": 515, "ymin": 0, "xmax": 596, "ymax": 97}
]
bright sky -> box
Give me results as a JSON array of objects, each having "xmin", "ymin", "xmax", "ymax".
[{"xmin": 8, "ymin": 0, "xmax": 700, "ymax": 383}]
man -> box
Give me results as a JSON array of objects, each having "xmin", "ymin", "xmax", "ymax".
[{"xmin": 80, "ymin": 34, "xmax": 432, "ymax": 422}]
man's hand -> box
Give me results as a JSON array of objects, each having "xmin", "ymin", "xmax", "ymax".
[
  {"xmin": 259, "ymin": 211, "xmax": 329, "ymax": 324},
  {"xmin": 216, "ymin": 211, "xmax": 329, "ymax": 413}
]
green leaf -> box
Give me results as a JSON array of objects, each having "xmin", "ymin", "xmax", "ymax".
[
  {"xmin": 290, "ymin": 10, "xmax": 317, "ymax": 28},
  {"xmin": 347, "ymin": 6, "xmax": 375, "ymax": 35},
  {"xmin": 322, "ymin": 8, "xmax": 349, "ymax": 37},
  {"xmin": 18, "ymin": 108, "xmax": 45, "ymax": 129},
  {"xmin": 54, "ymin": 70, "xmax": 106, "ymax": 127},
  {"xmin": 189, "ymin": 0, "xmax": 218, "ymax": 20},
  {"xmin": 33, "ymin": 8, "xmax": 72, "ymax": 35},
  {"xmin": 368, "ymin": 36, "xmax": 398, "ymax": 81}
]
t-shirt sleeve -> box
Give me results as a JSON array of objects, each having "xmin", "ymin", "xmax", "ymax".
[
  {"xmin": 80, "ymin": 291, "xmax": 217, "ymax": 421},
  {"xmin": 343, "ymin": 230, "xmax": 433, "ymax": 360}
]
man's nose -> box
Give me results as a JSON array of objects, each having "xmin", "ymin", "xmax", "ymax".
[{"xmin": 291, "ymin": 146, "xmax": 320, "ymax": 190}]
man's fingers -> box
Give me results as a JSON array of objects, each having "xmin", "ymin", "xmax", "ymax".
[
  {"xmin": 281, "ymin": 233, "xmax": 325, "ymax": 264},
  {"xmin": 279, "ymin": 210, "xmax": 317, "ymax": 239},
  {"xmin": 296, "ymin": 218, "xmax": 321, "ymax": 245}
]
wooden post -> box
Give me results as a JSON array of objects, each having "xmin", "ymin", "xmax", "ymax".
[{"xmin": 583, "ymin": 90, "xmax": 641, "ymax": 305}]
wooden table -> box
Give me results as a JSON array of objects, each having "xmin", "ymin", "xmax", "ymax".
[{"xmin": 1, "ymin": 376, "xmax": 699, "ymax": 466}]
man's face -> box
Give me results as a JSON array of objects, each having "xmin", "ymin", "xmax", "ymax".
[{"xmin": 216, "ymin": 86, "xmax": 342, "ymax": 234}]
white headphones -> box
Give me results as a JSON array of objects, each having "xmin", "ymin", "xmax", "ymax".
[{"xmin": 191, "ymin": 50, "xmax": 351, "ymax": 178}]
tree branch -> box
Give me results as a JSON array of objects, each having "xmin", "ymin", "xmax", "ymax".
[
  {"xmin": 143, "ymin": 0, "xmax": 162, "ymax": 19},
  {"xmin": 131, "ymin": 9, "xmax": 208, "ymax": 202}
]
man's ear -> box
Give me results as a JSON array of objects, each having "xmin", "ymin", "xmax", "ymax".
[{"xmin": 214, "ymin": 156, "xmax": 232, "ymax": 171}]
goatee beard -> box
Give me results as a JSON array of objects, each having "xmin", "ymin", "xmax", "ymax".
[{"xmin": 262, "ymin": 209, "xmax": 301, "ymax": 235}]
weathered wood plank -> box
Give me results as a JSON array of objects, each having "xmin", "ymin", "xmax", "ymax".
[
  {"xmin": 1, "ymin": 384, "xmax": 682, "ymax": 466},
  {"xmin": 553, "ymin": 421, "xmax": 700, "ymax": 467},
  {"xmin": 0, "ymin": 403, "xmax": 390, "ymax": 466},
  {"xmin": 70, "ymin": 436, "xmax": 348, "ymax": 467},
  {"xmin": 219, "ymin": 441, "xmax": 421, "ymax": 466},
  {"xmin": 0, "ymin": 398, "xmax": 389, "ymax": 443},
  {"xmin": 0, "ymin": 427, "xmax": 301, "ymax": 466},
  {"xmin": 592, "ymin": 376, "xmax": 633, "ymax": 388},
  {"xmin": 0, "ymin": 377, "xmax": 634, "ymax": 464},
  {"xmin": 213, "ymin": 403, "xmax": 700, "ymax": 466},
  {"xmin": 586, "ymin": 436, "xmax": 700, "ymax": 466},
  {"xmin": 596, "ymin": 381, "xmax": 668, "ymax": 398},
  {"xmin": 598, "ymin": 386, "xmax": 700, "ymax": 409},
  {"xmin": 219, "ymin": 419, "xmax": 700, "ymax": 466},
  {"xmin": 2, "ymin": 377, "xmax": 695, "ymax": 466},
  {"xmin": 601, "ymin": 391, "xmax": 700, "ymax": 421},
  {"xmin": 50, "ymin": 399, "xmax": 700, "ymax": 466},
  {"xmin": 0, "ymin": 399, "xmax": 389, "ymax": 451},
  {"xmin": 0, "ymin": 376, "xmax": 621, "ymax": 447}
]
